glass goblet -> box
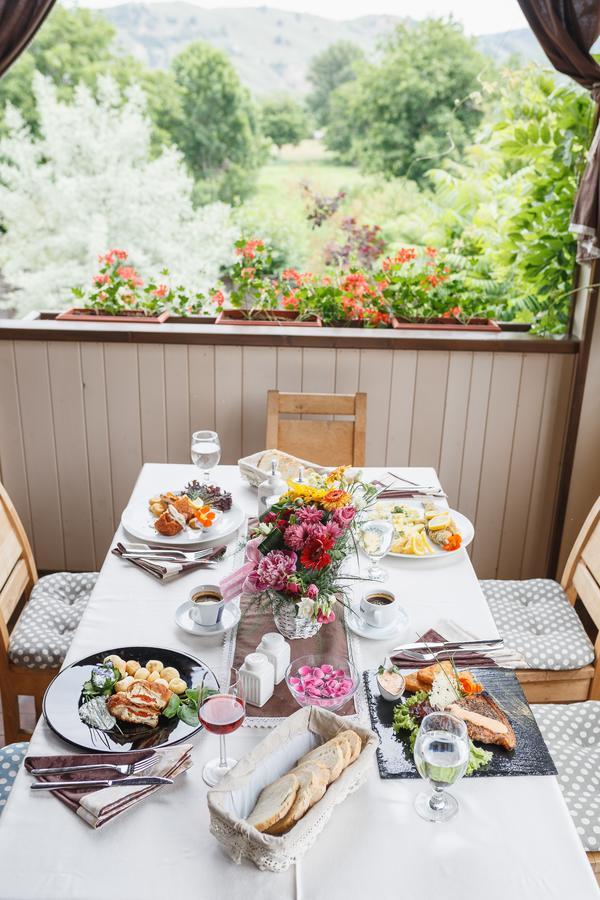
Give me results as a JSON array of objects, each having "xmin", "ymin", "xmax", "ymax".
[
  {"xmin": 359, "ymin": 520, "xmax": 394, "ymax": 581},
  {"xmin": 413, "ymin": 712, "xmax": 469, "ymax": 823},
  {"xmin": 191, "ymin": 430, "xmax": 221, "ymax": 484},
  {"xmin": 198, "ymin": 669, "xmax": 245, "ymax": 787}
]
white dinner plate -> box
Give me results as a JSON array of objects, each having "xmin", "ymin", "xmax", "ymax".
[
  {"xmin": 345, "ymin": 603, "xmax": 410, "ymax": 641},
  {"xmin": 121, "ymin": 498, "xmax": 246, "ymax": 547},
  {"xmin": 175, "ymin": 600, "xmax": 241, "ymax": 637},
  {"xmin": 368, "ymin": 500, "xmax": 474, "ymax": 560}
]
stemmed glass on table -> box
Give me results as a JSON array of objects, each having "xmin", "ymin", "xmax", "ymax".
[
  {"xmin": 199, "ymin": 668, "xmax": 245, "ymax": 787},
  {"xmin": 413, "ymin": 712, "xmax": 469, "ymax": 822},
  {"xmin": 358, "ymin": 520, "xmax": 394, "ymax": 581},
  {"xmin": 191, "ymin": 430, "xmax": 221, "ymax": 483}
]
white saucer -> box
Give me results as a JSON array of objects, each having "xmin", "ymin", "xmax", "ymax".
[
  {"xmin": 175, "ymin": 600, "xmax": 241, "ymax": 636},
  {"xmin": 345, "ymin": 604, "xmax": 409, "ymax": 641}
]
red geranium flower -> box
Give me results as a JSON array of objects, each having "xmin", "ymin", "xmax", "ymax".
[{"xmin": 300, "ymin": 535, "xmax": 334, "ymax": 571}]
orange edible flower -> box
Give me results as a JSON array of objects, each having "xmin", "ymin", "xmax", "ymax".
[
  {"xmin": 459, "ymin": 674, "xmax": 483, "ymax": 695},
  {"xmin": 442, "ymin": 533, "xmax": 462, "ymax": 552},
  {"xmin": 195, "ymin": 505, "xmax": 216, "ymax": 528}
]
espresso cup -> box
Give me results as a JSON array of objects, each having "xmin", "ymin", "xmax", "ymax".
[
  {"xmin": 360, "ymin": 589, "xmax": 398, "ymax": 628},
  {"xmin": 189, "ymin": 584, "xmax": 225, "ymax": 627}
]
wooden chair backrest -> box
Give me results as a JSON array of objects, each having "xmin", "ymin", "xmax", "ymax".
[
  {"xmin": 0, "ymin": 481, "xmax": 37, "ymax": 654},
  {"xmin": 561, "ymin": 496, "xmax": 600, "ymax": 697},
  {"xmin": 265, "ymin": 391, "xmax": 366, "ymax": 467}
]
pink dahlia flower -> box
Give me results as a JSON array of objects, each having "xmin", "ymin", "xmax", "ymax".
[
  {"xmin": 296, "ymin": 506, "xmax": 323, "ymax": 525},
  {"xmin": 283, "ymin": 523, "xmax": 305, "ymax": 550}
]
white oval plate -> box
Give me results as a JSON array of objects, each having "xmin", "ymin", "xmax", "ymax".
[
  {"xmin": 121, "ymin": 499, "xmax": 246, "ymax": 547},
  {"xmin": 369, "ymin": 502, "xmax": 474, "ymax": 560}
]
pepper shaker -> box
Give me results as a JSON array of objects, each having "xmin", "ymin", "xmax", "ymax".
[
  {"xmin": 256, "ymin": 632, "xmax": 291, "ymax": 684},
  {"xmin": 239, "ymin": 652, "xmax": 275, "ymax": 707}
]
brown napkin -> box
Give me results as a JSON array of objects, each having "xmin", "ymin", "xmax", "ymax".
[
  {"xmin": 25, "ymin": 745, "xmax": 192, "ymax": 828},
  {"xmin": 112, "ymin": 543, "xmax": 226, "ymax": 581},
  {"xmin": 391, "ymin": 629, "xmax": 499, "ymax": 668}
]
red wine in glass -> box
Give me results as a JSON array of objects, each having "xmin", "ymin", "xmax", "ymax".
[{"xmin": 199, "ymin": 694, "xmax": 245, "ymax": 735}]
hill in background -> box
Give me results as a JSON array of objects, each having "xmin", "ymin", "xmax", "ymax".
[{"xmin": 99, "ymin": 3, "xmax": 545, "ymax": 95}]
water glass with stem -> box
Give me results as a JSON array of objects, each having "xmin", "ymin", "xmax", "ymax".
[
  {"xmin": 359, "ymin": 519, "xmax": 394, "ymax": 581},
  {"xmin": 191, "ymin": 430, "xmax": 221, "ymax": 483},
  {"xmin": 413, "ymin": 711, "xmax": 469, "ymax": 823}
]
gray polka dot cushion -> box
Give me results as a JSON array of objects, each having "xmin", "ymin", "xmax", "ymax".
[
  {"xmin": 533, "ymin": 703, "xmax": 600, "ymax": 851},
  {"xmin": 8, "ymin": 572, "xmax": 97, "ymax": 669},
  {"xmin": 480, "ymin": 579, "xmax": 594, "ymax": 670},
  {"xmin": 0, "ymin": 743, "xmax": 28, "ymax": 817}
]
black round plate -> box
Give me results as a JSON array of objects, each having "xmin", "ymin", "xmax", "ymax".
[{"xmin": 43, "ymin": 645, "xmax": 220, "ymax": 752}]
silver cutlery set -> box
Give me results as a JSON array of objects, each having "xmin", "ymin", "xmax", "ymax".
[{"xmin": 30, "ymin": 752, "xmax": 172, "ymax": 790}]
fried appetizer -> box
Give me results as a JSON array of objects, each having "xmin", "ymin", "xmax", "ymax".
[{"xmin": 155, "ymin": 509, "xmax": 184, "ymax": 536}]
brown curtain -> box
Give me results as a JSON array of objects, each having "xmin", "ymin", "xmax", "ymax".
[
  {"xmin": 0, "ymin": 0, "xmax": 56, "ymax": 80},
  {"xmin": 518, "ymin": 1, "xmax": 600, "ymax": 260}
]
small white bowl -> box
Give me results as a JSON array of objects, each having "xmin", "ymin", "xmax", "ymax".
[{"xmin": 376, "ymin": 669, "xmax": 405, "ymax": 702}]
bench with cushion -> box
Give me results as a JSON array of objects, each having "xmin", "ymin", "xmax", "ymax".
[{"xmin": 0, "ymin": 743, "xmax": 28, "ymax": 817}]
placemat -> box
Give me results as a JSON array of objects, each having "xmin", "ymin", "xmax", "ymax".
[
  {"xmin": 233, "ymin": 596, "xmax": 357, "ymax": 719},
  {"xmin": 363, "ymin": 667, "xmax": 557, "ymax": 779}
]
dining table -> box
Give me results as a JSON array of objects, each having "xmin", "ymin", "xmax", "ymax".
[{"xmin": 0, "ymin": 463, "xmax": 597, "ymax": 900}]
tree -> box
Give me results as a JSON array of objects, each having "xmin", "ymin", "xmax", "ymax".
[
  {"xmin": 260, "ymin": 95, "xmax": 310, "ymax": 148},
  {"xmin": 307, "ymin": 41, "xmax": 364, "ymax": 128},
  {"xmin": 0, "ymin": 76, "xmax": 238, "ymax": 314},
  {"xmin": 166, "ymin": 42, "xmax": 266, "ymax": 205},
  {"xmin": 326, "ymin": 19, "xmax": 490, "ymax": 182},
  {"xmin": 0, "ymin": 7, "xmax": 139, "ymax": 134}
]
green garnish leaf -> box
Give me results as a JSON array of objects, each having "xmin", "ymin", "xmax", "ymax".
[
  {"xmin": 163, "ymin": 694, "xmax": 181, "ymax": 719},
  {"xmin": 177, "ymin": 703, "xmax": 200, "ymax": 727}
]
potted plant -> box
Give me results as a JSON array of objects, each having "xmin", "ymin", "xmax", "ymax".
[
  {"xmin": 225, "ymin": 468, "xmax": 377, "ymax": 639},
  {"xmin": 297, "ymin": 272, "xmax": 393, "ymax": 328},
  {"xmin": 215, "ymin": 239, "xmax": 321, "ymax": 326},
  {"xmin": 58, "ymin": 249, "xmax": 209, "ymax": 324},
  {"xmin": 377, "ymin": 247, "xmax": 501, "ymax": 331}
]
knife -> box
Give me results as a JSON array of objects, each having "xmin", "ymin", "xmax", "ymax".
[
  {"xmin": 389, "ymin": 638, "xmax": 504, "ymax": 653},
  {"xmin": 31, "ymin": 776, "xmax": 173, "ymax": 791}
]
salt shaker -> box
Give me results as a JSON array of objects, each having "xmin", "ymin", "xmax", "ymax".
[
  {"xmin": 256, "ymin": 632, "xmax": 291, "ymax": 684},
  {"xmin": 239, "ymin": 652, "xmax": 275, "ymax": 707},
  {"xmin": 257, "ymin": 460, "xmax": 287, "ymax": 517}
]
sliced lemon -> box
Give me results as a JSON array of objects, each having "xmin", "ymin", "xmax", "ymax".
[{"xmin": 428, "ymin": 513, "xmax": 451, "ymax": 532}]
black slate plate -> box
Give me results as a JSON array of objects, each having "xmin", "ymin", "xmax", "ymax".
[
  {"xmin": 43, "ymin": 646, "xmax": 219, "ymax": 752},
  {"xmin": 364, "ymin": 667, "xmax": 557, "ymax": 779}
]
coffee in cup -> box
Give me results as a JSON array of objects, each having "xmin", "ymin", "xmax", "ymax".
[
  {"xmin": 360, "ymin": 589, "xmax": 397, "ymax": 628},
  {"xmin": 189, "ymin": 584, "xmax": 225, "ymax": 627}
]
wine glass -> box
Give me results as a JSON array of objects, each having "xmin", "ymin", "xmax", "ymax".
[
  {"xmin": 413, "ymin": 712, "xmax": 469, "ymax": 823},
  {"xmin": 191, "ymin": 430, "xmax": 221, "ymax": 484},
  {"xmin": 359, "ymin": 520, "xmax": 394, "ymax": 581},
  {"xmin": 199, "ymin": 668, "xmax": 245, "ymax": 787}
]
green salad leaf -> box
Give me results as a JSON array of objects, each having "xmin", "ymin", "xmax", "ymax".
[{"xmin": 392, "ymin": 692, "xmax": 493, "ymax": 775}]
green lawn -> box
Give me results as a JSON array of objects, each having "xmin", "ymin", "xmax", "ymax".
[{"xmin": 237, "ymin": 139, "xmax": 427, "ymax": 272}]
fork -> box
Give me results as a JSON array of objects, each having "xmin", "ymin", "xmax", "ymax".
[
  {"xmin": 30, "ymin": 753, "xmax": 158, "ymax": 777},
  {"xmin": 116, "ymin": 543, "xmax": 225, "ymax": 562}
]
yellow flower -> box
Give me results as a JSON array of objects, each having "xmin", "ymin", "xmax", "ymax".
[
  {"xmin": 282, "ymin": 481, "xmax": 327, "ymax": 504},
  {"xmin": 321, "ymin": 489, "xmax": 352, "ymax": 511},
  {"xmin": 326, "ymin": 465, "xmax": 349, "ymax": 484}
]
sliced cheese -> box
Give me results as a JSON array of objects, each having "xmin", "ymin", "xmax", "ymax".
[{"xmin": 447, "ymin": 703, "xmax": 509, "ymax": 735}]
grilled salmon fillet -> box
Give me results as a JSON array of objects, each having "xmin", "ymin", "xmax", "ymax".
[{"xmin": 449, "ymin": 693, "xmax": 516, "ymax": 751}]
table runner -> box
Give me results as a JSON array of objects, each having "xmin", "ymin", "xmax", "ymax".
[{"xmin": 231, "ymin": 596, "xmax": 357, "ymax": 720}]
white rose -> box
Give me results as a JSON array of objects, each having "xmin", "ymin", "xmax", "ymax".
[{"xmin": 297, "ymin": 597, "xmax": 315, "ymax": 619}]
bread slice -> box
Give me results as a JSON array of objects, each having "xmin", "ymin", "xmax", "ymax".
[
  {"xmin": 334, "ymin": 729, "xmax": 362, "ymax": 763},
  {"xmin": 298, "ymin": 740, "xmax": 345, "ymax": 784},
  {"xmin": 289, "ymin": 761, "xmax": 328, "ymax": 807},
  {"xmin": 330, "ymin": 732, "xmax": 352, "ymax": 767},
  {"xmin": 265, "ymin": 767, "xmax": 318, "ymax": 835},
  {"xmin": 246, "ymin": 774, "xmax": 299, "ymax": 832}
]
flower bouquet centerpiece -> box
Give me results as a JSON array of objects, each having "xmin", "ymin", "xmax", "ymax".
[{"xmin": 236, "ymin": 468, "xmax": 376, "ymax": 639}]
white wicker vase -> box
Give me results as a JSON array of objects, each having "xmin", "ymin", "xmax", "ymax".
[{"xmin": 271, "ymin": 598, "xmax": 322, "ymax": 640}]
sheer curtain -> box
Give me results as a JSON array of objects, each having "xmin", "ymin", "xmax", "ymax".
[
  {"xmin": 518, "ymin": 0, "xmax": 600, "ymax": 260},
  {"xmin": 0, "ymin": 0, "xmax": 56, "ymax": 79}
]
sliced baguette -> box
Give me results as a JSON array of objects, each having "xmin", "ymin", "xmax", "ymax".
[
  {"xmin": 246, "ymin": 774, "xmax": 299, "ymax": 832},
  {"xmin": 289, "ymin": 761, "xmax": 328, "ymax": 807},
  {"xmin": 298, "ymin": 740, "xmax": 345, "ymax": 784},
  {"xmin": 265, "ymin": 767, "xmax": 317, "ymax": 835},
  {"xmin": 332, "ymin": 729, "xmax": 362, "ymax": 764}
]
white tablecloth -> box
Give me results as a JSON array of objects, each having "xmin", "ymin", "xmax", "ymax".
[{"xmin": 0, "ymin": 465, "xmax": 597, "ymax": 899}]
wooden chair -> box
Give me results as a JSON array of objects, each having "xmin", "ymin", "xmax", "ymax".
[
  {"xmin": 482, "ymin": 497, "xmax": 600, "ymax": 703},
  {"xmin": 265, "ymin": 391, "xmax": 366, "ymax": 467},
  {"xmin": 0, "ymin": 481, "xmax": 54, "ymax": 742},
  {"xmin": 0, "ymin": 481, "xmax": 97, "ymax": 743}
]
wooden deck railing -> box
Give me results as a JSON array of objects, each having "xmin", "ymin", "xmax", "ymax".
[{"xmin": 0, "ymin": 317, "xmax": 579, "ymax": 577}]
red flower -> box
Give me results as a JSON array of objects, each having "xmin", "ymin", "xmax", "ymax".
[
  {"xmin": 241, "ymin": 267, "xmax": 256, "ymax": 279},
  {"xmin": 300, "ymin": 536, "xmax": 333, "ymax": 571},
  {"xmin": 117, "ymin": 266, "xmax": 143, "ymax": 287},
  {"xmin": 282, "ymin": 268, "xmax": 302, "ymax": 286},
  {"xmin": 152, "ymin": 284, "xmax": 168, "ymax": 298},
  {"xmin": 442, "ymin": 305, "xmax": 461, "ymax": 319},
  {"xmin": 425, "ymin": 246, "xmax": 438, "ymax": 258},
  {"xmin": 395, "ymin": 247, "xmax": 417, "ymax": 265},
  {"xmin": 211, "ymin": 290, "xmax": 225, "ymax": 305}
]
